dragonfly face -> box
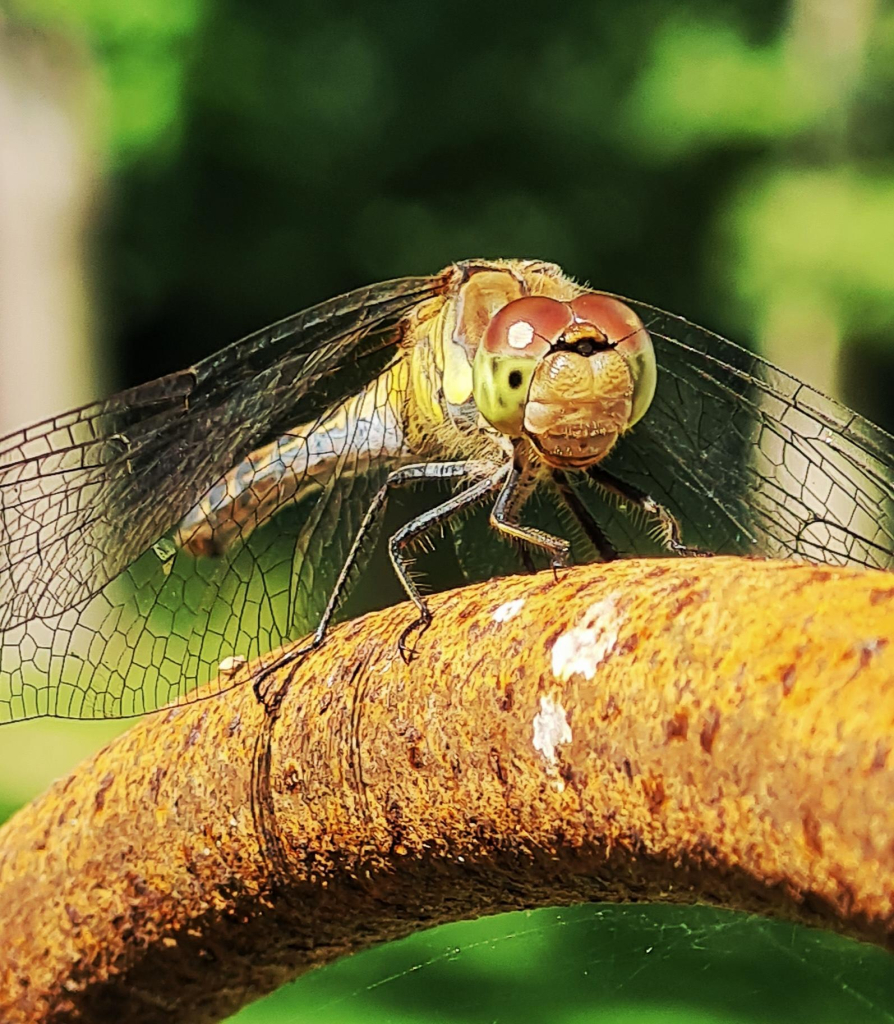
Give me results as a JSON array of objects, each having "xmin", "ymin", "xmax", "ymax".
[
  {"xmin": 472, "ymin": 292, "xmax": 656, "ymax": 468},
  {"xmin": 1, "ymin": 258, "xmax": 893, "ymax": 721}
]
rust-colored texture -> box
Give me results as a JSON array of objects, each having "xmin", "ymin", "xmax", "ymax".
[{"xmin": 0, "ymin": 557, "xmax": 892, "ymax": 1023}]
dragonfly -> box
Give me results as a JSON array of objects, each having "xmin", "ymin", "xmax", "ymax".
[{"xmin": 1, "ymin": 258, "xmax": 893, "ymax": 722}]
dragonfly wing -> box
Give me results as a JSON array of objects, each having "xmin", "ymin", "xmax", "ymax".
[
  {"xmin": 595, "ymin": 299, "xmax": 894, "ymax": 567},
  {"xmin": 0, "ymin": 273, "xmax": 446, "ymax": 720},
  {"xmin": 0, "ymin": 274, "xmax": 443, "ymax": 628},
  {"xmin": 287, "ymin": 365, "xmax": 415, "ymax": 635}
]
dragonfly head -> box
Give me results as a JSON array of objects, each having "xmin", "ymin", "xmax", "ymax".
[{"xmin": 472, "ymin": 293, "xmax": 656, "ymax": 468}]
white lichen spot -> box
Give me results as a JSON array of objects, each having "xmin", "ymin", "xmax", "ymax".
[
  {"xmin": 507, "ymin": 319, "xmax": 535, "ymax": 349},
  {"xmin": 218, "ymin": 655, "xmax": 247, "ymax": 676},
  {"xmin": 493, "ymin": 597, "xmax": 525, "ymax": 623},
  {"xmin": 532, "ymin": 695, "xmax": 572, "ymax": 767},
  {"xmin": 551, "ymin": 596, "xmax": 621, "ymax": 682}
]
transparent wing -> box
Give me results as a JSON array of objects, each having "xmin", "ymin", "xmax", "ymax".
[
  {"xmin": 580, "ymin": 299, "xmax": 894, "ymax": 568},
  {"xmin": 0, "ymin": 274, "xmax": 445, "ymax": 721}
]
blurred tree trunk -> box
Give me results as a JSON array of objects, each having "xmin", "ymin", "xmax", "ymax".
[{"xmin": 0, "ymin": 18, "xmax": 102, "ymax": 434}]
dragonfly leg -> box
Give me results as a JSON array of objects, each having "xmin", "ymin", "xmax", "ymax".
[
  {"xmin": 488, "ymin": 462, "xmax": 573, "ymax": 578},
  {"xmin": 585, "ymin": 465, "xmax": 708, "ymax": 557},
  {"xmin": 389, "ymin": 464, "xmax": 513, "ymax": 660},
  {"xmin": 552, "ymin": 469, "xmax": 618, "ymax": 562},
  {"xmin": 316, "ymin": 460, "xmax": 500, "ymax": 647},
  {"xmin": 252, "ymin": 459, "xmax": 501, "ymax": 704}
]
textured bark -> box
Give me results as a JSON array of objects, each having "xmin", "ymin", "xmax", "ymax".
[{"xmin": 0, "ymin": 556, "xmax": 893, "ymax": 1023}]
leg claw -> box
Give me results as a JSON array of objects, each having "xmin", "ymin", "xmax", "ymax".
[
  {"xmin": 398, "ymin": 613, "xmax": 431, "ymax": 663},
  {"xmin": 251, "ymin": 641, "xmax": 317, "ymax": 714}
]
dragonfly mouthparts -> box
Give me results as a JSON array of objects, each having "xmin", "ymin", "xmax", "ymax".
[{"xmin": 551, "ymin": 334, "xmax": 615, "ymax": 358}]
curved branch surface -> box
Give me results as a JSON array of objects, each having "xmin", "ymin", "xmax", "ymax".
[{"xmin": 1, "ymin": 556, "xmax": 893, "ymax": 1023}]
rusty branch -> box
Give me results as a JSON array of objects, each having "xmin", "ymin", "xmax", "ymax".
[{"xmin": 1, "ymin": 556, "xmax": 893, "ymax": 1023}]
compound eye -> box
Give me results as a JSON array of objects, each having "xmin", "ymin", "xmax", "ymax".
[
  {"xmin": 473, "ymin": 297, "xmax": 573, "ymax": 438},
  {"xmin": 569, "ymin": 293, "xmax": 656, "ymax": 426},
  {"xmin": 569, "ymin": 294, "xmax": 644, "ymax": 343},
  {"xmin": 481, "ymin": 296, "xmax": 573, "ymax": 358}
]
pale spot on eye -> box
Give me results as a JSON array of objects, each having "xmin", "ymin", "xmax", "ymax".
[{"xmin": 507, "ymin": 320, "xmax": 535, "ymax": 349}]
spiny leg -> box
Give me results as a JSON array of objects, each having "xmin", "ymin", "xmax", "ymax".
[
  {"xmin": 586, "ymin": 465, "xmax": 707, "ymax": 556},
  {"xmin": 312, "ymin": 461, "xmax": 503, "ymax": 646},
  {"xmin": 390, "ymin": 463, "xmax": 513, "ymax": 657},
  {"xmin": 490, "ymin": 461, "xmax": 572, "ymax": 574},
  {"xmin": 551, "ymin": 469, "xmax": 618, "ymax": 562},
  {"xmin": 252, "ymin": 459, "xmax": 499, "ymax": 704}
]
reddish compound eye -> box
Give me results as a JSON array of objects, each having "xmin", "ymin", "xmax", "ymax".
[
  {"xmin": 481, "ymin": 297, "xmax": 573, "ymax": 357},
  {"xmin": 569, "ymin": 294, "xmax": 645, "ymax": 344},
  {"xmin": 567, "ymin": 293, "xmax": 656, "ymax": 427}
]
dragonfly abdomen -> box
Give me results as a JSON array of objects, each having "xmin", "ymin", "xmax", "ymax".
[{"xmin": 174, "ymin": 366, "xmax": 412, "ymax": 557}]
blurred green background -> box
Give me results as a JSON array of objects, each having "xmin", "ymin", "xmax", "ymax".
[{"xmin": 1, "ymin": 0, "xmax": 893, "ymax": 1021}]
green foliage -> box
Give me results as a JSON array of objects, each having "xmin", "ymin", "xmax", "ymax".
[
  {"xmin": 227, "ymin": 905, "xmax": 894, "ymax": 1024},
  {"xmin": 727, "ymin": 167, "xmax": 894, "ymax": 336},
  {"xmin": 12, "ymin": 0, "xmax": 893, "ymax": 415},
  {"xmin": 625, "ymin": 18, "xmax": 825, "ymax": 155}
]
